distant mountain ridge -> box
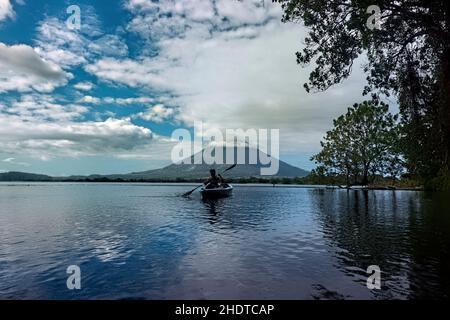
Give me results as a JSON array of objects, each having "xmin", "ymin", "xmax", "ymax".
[
  {"xmin": 0, "ymin": 147, "xmax": 309, "ymax": 181},
  {"xmin": 0, "ymin": 172, "xmax": 53, "ymax": 181},
  {"xmin": 116, "ymin": 146, "xmax": 308, "ymax": 180}
]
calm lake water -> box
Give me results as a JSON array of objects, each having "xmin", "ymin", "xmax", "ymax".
[{"xmin": 0, "ymin": 183, "xmax": 449, "ymax": 300}]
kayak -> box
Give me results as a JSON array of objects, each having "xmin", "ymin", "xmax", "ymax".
[{"xmin": 200, "ymin": 184, "xmax": 233, "ymax": 199}]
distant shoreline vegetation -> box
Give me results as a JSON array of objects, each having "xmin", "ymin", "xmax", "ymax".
[{"xmin": 0, "ymin": 171, "xmax": 422, "ymax": 190}]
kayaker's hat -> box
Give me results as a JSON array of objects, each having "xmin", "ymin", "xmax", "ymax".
[{"xmin": 210, "ymin": 169, "xmax": 216, "ymax": 176}]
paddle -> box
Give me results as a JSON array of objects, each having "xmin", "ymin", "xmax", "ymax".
[{"xmin": 182, "ymin": 164, "xmax": 237, "ymax": 197}]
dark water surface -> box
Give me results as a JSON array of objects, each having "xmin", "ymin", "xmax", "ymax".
[{"xmin": 0, "ymin": 183, "xmax": 449, "ymax": 300}]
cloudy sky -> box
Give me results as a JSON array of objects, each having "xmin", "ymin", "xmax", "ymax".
[{"xmin": 0, "ymin": 0, "xmax": 373, "ymax": 176}]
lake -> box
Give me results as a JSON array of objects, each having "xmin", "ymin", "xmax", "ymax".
[{"xmin": 0, "ymin": 183, "xmax": 449, "ymax": 300}]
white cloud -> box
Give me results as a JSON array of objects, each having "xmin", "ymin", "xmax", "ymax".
[
  {"xmin": 88, "ymin": 34, "xmax": 129, "ymax": 57},
  {"xmin": 79, "ymin": 95, "xmax": 101, "ymax": 104},
  {"xmin": 74, "ymin": 81, "xmax": 94, "ymax": 91},
  {"xmin": 7, "ymin": 94, "xmax": 88, "ymax": 121},
  {"xmin": 87, "ymin": 2, "xmax": 368, "ymax": 154},
  {"xmin": 0, "ymin": 43, "xmax": 71, "ymax": 93},
  {"xmin": 0, "ymin": 90, "xmax": 171, "ymax": 160},
  {"xmin": 215, "ymin": 0, "xmax": 279, "ymax": 26},
  {"xmin": 0, "ymin": 90, "xmax": 174, "ymax": 161},
  {"xmin": 85, "ymin": 57, "xmax": 175, "ymax": 90},
  {"xmin": 34, "ymin": 18, "xmax": 87, "ymax": 67},
  {"xmin": 76, "ymin": 95, "xmax": 155, "ymax": 106},
  {"xmin": 35, "ymin": 14, "xmax": 128, "ymax": 68},
  {"xmin": 134, "ymin": 104, "xmax": 175, "ymax": 123},
  {"xmin": 0, "ymin": 0, "xmax": 371, "ymax": 165},
  {"xmin": 0, "ymin": 113, "xmax": 157, "ymax": 159},
  {"xmin": 0, "ymin": 0, "xmax": 14, "ymax": 22},
  {"xmin": 106, "ymin": 97, "xmax": 154, "ymax": 105},
  {"xmin": 125, "ymin": 0, "xmax": 279, "ymax": 42}
]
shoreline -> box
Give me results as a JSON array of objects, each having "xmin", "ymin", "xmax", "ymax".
[{"xmin": 0, "ymin": 180, "xmax": 425, "ymax": 191}]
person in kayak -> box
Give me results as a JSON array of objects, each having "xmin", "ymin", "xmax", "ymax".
[{"xmin": 204, "ymin": 169, "xmax": 224, "ymax": 189}]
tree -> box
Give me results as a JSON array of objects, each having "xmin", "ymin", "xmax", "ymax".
[
  {"xmin": 312, "ymin": 101, "xmax": 400, "ymax": 186},
  {"xmin": 382, "ymin": 124, "xmax": 406, "ymax": 183},
  {"xmin": 274, "ymin": 0, "xmax": 450, "ymax": 182}
]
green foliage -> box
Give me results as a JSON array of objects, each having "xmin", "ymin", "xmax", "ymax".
[
  {"xmin": 424, "ymin": 171, "xmax": 450, "ymax": 191},
  {"xmin": 311, "ymin": 101, "xmax": 402, "ymax": 186},
  {"xmin": 275, "ymin": 0, "xmax": 450, "ymax": 189},
  {"xmin": 274, "ymin": 0, "xmax": 446, "ymax": 95}
]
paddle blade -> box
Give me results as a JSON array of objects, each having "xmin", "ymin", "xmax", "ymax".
[
  {"xmin": 182, "ymin": 190, "xmax": 194, "ymax": 197},
  {"xmin": 182, "ymin": 184, "xmax": 202, "ymax": 197},
  {"xmin": 181, "ymin": 191, "xmax": 192, "ymax": 198}
]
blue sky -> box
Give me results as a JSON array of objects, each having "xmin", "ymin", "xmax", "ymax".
[{"xmin": 0, "ymin": 0, "xmax": 371, "ymax": 176}]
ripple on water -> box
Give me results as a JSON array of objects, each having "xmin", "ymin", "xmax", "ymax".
[{"xmin": 0, "ymin": 184, "xmax": 449, "ymax": 299}]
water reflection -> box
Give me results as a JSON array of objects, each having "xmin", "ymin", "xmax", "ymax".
[
  {"xmin": 198, "ymin": 188, "xmax": 301, "ymax": 233},
  {"xmin": 310, "ymin": 189, "xmax": 450, "ymax": 299},
  {"xmin": 201, "ymin": 198, "xmax": 223, "ymax": 224},
  {"xmin": 1, "ymin": 183, "xmax": 449, "ymax": 299}
]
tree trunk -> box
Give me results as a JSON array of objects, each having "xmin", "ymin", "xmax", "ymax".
[
  {"xmin": 440, "ymin": 6, "xmax": 450, "ymax": 172},
  {"xmin": 361, "ymin": 163, "xmax": 369, "ymax": 186},
  {"xmin": 442, "ymin": 53, "xmax": 450, "ymax": 171}
]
